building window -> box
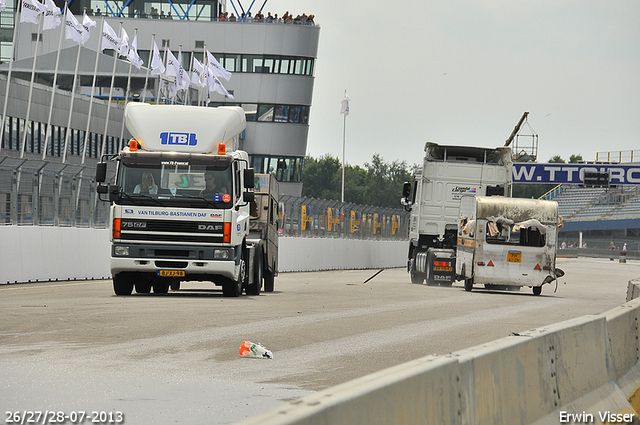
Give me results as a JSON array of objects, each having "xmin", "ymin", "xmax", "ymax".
[{"xmin": 250, "ymin": 155, "xmax": 302, "ymax": 183}]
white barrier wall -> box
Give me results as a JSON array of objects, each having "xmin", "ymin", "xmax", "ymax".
[
  {"xmin": 0, "ymin": 227, "xmax": 112, "ymax": 284},
  {"xmin": 0, "ymin": 227, "xmax": 407, "ymax": 284},
  {"xmin": 278, "ymin": 238, "xmax": 407, "ymax": 272},
  {"xmin": 236, "ymin": 289, "xmax": 640, "ymax": 425}
]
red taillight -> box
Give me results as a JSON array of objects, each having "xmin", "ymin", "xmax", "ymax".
[
  {"xmin": 477, "ymin": 261, "xmax": 485, "ymax": 266},
  {"xmin": 543, "ymin": 266, "xmax": 551, "ymax": 271},
  {"xmin": 113, "ymin": 218, "xmax": 121, "ymax": 239},
  {"xmin": 433, "ymin": 261, "xmax": 451, "ymax": 267},
  {"xmin": 223, "ymin": 222, "xmax": 231, "ymax": 243}
]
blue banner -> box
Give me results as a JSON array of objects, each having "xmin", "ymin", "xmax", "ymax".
[{"xmin": 512, "ymin": 163, "xmax": 640, "ymax": 185}]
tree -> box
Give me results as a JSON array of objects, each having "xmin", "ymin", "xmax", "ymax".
[
  {"xmin": 569, "ymin": 154, "xmax": 583, "ymax": 163},
  {"xmin": 301, "ymin": 154, "xmax": 416, "ymax": 208},
  {"xmin": 548, "ymin": 155, "xmax": 565, "ymax": 163}
]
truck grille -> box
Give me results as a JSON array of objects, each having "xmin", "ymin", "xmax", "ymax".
[{"xmin": 119, "ymin": 219, "xmax": 225, "ymax": 244}]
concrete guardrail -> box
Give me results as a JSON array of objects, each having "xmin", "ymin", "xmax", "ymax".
[
  {"xmin": 236, "ymin": 279, "xmax": 640, "ymax": 425},
  {"xmin": 0, "ymin": 227, "xmax": 407, "ymax": 284}
]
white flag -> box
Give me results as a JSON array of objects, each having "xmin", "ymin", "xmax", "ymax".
[
  {"xmin": 165, "ymin": 49, "xmax": 181, "ymax": 96},
  {"xmin": 20, "ymin": 0, "xmax": 45, "ymax": 25},
  {"xmin": 118, "ymin": 27, "xmax": 129, "ymax": 57},
  {"xmin": 207, "ymin": 68, "xmax": 233, "ymax": 99},
  {"xmin": 206, "ymin": 50, "xmax": 231, "ymax": 81},
  {"xmin": 0, "ymin": 0, "xmax": 6, "ymax": 13},
  {"xmin": 126, "ymin": 33, "xmax": 143, "ymax": 69},
  {"xmin": 81, "ymin": 12, "xmax": 96, "ymax": 44},
  {"xmin": 177, "ymin": 51, "xmax": 190, "ymax": 91},
  {"xmin": 340, "ymin": 95, "xmax": 350, "ymax": 116},
  {"xmin": 42, "ymin": 0, "xmax": 61, "ymax": 30},
  {"xmin": 64, "ymin": 10, "xmax": 84, "ymax": 44},
  {"xmin": 101, "ymin": 20, "xmax": 120, "ymax": 52},
  {"xmin": 191, "ymin": 57, "xmax": 205, "ymax": 87},
  {"xmin": 150, "ymin": 41, "xmax": 164, "ymax": 76}
]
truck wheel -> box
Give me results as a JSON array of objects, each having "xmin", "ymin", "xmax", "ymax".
[
  {"xmin": 532, "ymin": 286, "xmax": 542, "ymax": 296},
  {"xmin": 264, "ymin": 269, "xmax": 275, "ymax": 293},
  {"xmin": 153, "ymin": 280, "xmax": 170, "ymax": 294},
  {"xmin": 170, "ymin": 280, "xmax": 180, "ymax": 291},
  {"xmin": 246, "ymin": 248, "xmax": 263, "ymax": 296},
  {"xmin": 464, "ymin": 277, "xmax": 473, "ymax": 292},
  {"xmin": 410, "ymin": 259, "xmax": 425, "ymax": 284},
  {"xmin": 113, "ymin": 273, "xmax": 134, "ymax": 296},
  {"xmin": 222, "ymin": 257, "xmax": 245, "ymax": 297},
  {"xmin": 135, "ymin": 278, "xmax": 152, "ymax": 294}
]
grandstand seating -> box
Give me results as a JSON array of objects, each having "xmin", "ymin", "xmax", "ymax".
[{"xmin": 550, "ymin": 185, "xmax": 640, "ymax": 221}]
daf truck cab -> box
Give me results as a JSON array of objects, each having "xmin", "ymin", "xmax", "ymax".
[{"xmin": 96, "ymin": 103, "xmax": 277, "ymax": 297}]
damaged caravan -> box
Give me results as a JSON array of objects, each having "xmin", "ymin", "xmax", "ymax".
[{"xmin": 456, "ymin": 195, "xmax": 564, "ymax": 295}]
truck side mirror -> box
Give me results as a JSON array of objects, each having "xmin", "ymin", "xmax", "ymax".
[
  {"xmin": 243, "ymin": 191, "xmax": 255, "ymax": 203},
  {"xmin": 402, "ymin": 181, "xmax": 411, "ymax": 197},
  {"xmin": 244, "ymin": 168, "xmax": 254, "ymax": 189},
  {"xmin": 96, "ymin": 162, "xmax": 107, "ymax": 183}
]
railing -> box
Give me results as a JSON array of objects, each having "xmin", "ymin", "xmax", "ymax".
[
  {"xmin": 279, "ymin": 195, "xmax": 409, "ymax": 240},
  {"xmin": 0, "ymin": 157, "xmax": 409, "ymax": 241}
]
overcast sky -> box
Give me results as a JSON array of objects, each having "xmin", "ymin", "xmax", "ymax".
[{"xmin": 260, "ymin": 0, "xmax": 639, "ymax": 168}]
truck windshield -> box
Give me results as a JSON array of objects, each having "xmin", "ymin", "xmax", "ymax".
[{"xmin": 116, "ymin": 162, "xmax": 234, "ymax": 209}]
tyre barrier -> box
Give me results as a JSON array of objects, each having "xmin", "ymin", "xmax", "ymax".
[{"xmin": 237, "ymin": 279, "xmax": 640, "ymax": 425}]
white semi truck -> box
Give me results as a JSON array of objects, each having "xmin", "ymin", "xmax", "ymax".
[
  {"xmin": 96, "ymin": 103, "xmax": 278, "ymax": 296},
  {"xmin": 400, "ymin": 142, "xmax": 513, "ymax": 286}
]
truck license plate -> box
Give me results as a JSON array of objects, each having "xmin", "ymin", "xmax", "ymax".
[
  {"xmin": 434, "ymin": 266, "xmax": 453, "ymax": 272},
  {"xmin": 157, "ymin": 270, "xmax": 185, "ymax": 277},
  {"xmin": 507, "ymin": 253, "xmax": 522, "ymax": 263}
]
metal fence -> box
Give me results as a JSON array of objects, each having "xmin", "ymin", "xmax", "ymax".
[
  {"xmin": 279, "ymin": 195, "xmax": 409, "ymax": 240},
  {"xmin": 0, "ymin": 157, "xmax": 110, "ymax": 227},
  {"xmin": 0, "ymin": 157, "xmax": 409, "ymax": 240}
]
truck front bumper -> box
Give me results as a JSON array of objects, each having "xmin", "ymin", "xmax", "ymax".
[{"xmin": 110, "ymin": 243, "xmax": 241, "ymax": 282}]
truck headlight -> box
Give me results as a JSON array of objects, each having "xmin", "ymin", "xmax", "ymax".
[
  {"xmin": 214, "ymin": 249, "xmax": 229, "ymax": 260},
  {"xmin": 114, "ymin": 245, "xmax": 130, "ymax": 256}
]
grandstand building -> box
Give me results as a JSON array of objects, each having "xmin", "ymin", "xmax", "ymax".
[{"xmin": 0, "ymin": 0, "xmax": 319, "ymax": 198}]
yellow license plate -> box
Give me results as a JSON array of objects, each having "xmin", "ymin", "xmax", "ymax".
[
  {"xmin": 157, "ymin": 270, "xmax": 185, "ymax": 277},
  {"xmin": 434, "ymin": 266, "xmax": 453, "ymax": 272},
  {"xmin": 507, "ymin": 253, "xmax": 522, "ymax": 263}
]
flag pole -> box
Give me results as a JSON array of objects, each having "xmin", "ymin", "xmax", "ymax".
[
  {"xmin": 100, "ymin": 21, "xmax": 123, "ymax": 156},
  {"xmin": 82, "ymin": 15, "xmax": 105, "ymax": 161},
  {"xmin": 141, "ymin": 33, "xmax": 154, "ymax": 103},
  {"xmin": 0, "ymin": 6, "xmax": 23, "ymax": 153},
  {"xmin": 119, "ymin": 27, "xmax": 136, "ymax": 145},
  {"xmin": 72, "ymin": 12, "xmax": 89, "ymax": 163},
  {"xmin": 341, "ymin": 89, "xmax": 347, "ymax": 203},
  {"xmin": 157, "ymin": 42, "xmax": 168, "ymax": 105},
  {"xmin": 19, "ymin": 16, "xmax": 44, "ymax": 159},
  {"xmin": 42, "ymin": 0, "xmax": 68, "ymax": 162}
]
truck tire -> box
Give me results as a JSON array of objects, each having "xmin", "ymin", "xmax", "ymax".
[
  {"xmin": 264, "ymin": 269, "xmax": 275, "ymax": 292},
  {"xmin": 153, "ymin": 280, "xmax": 170, "ymax": 294},
  {"xmin": 113, "ymin": 273, "xmax": 134, "ymax": 296},
  {"xmin": 135, "ymin": 278, "xmax": 152, "ymax": 294},
  {"xmin": 409, "ymin": 258, "xmax": 425, "ymax": 284},
  {"xmin": 464, "ymin": 277, "xmax": 473, "ymax": 292},
  {"xmin": 170, "ymin": 280, "xmax": 180, "ymax": 291},
  {"xmin": 532, "ymin": 286, "xmax": 542, "ymax": 296},
  {"xmin": 222, "ymin": 256, "xmax": 245, "ymax": 297},
  {"xmin": 246, "ymin": 248, "xmax": 263, "ymax": 296}
]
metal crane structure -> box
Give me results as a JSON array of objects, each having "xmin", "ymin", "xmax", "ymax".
[{"xmin": 505, "ymin": 112, "xmax": 538, "ymax": 162}]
